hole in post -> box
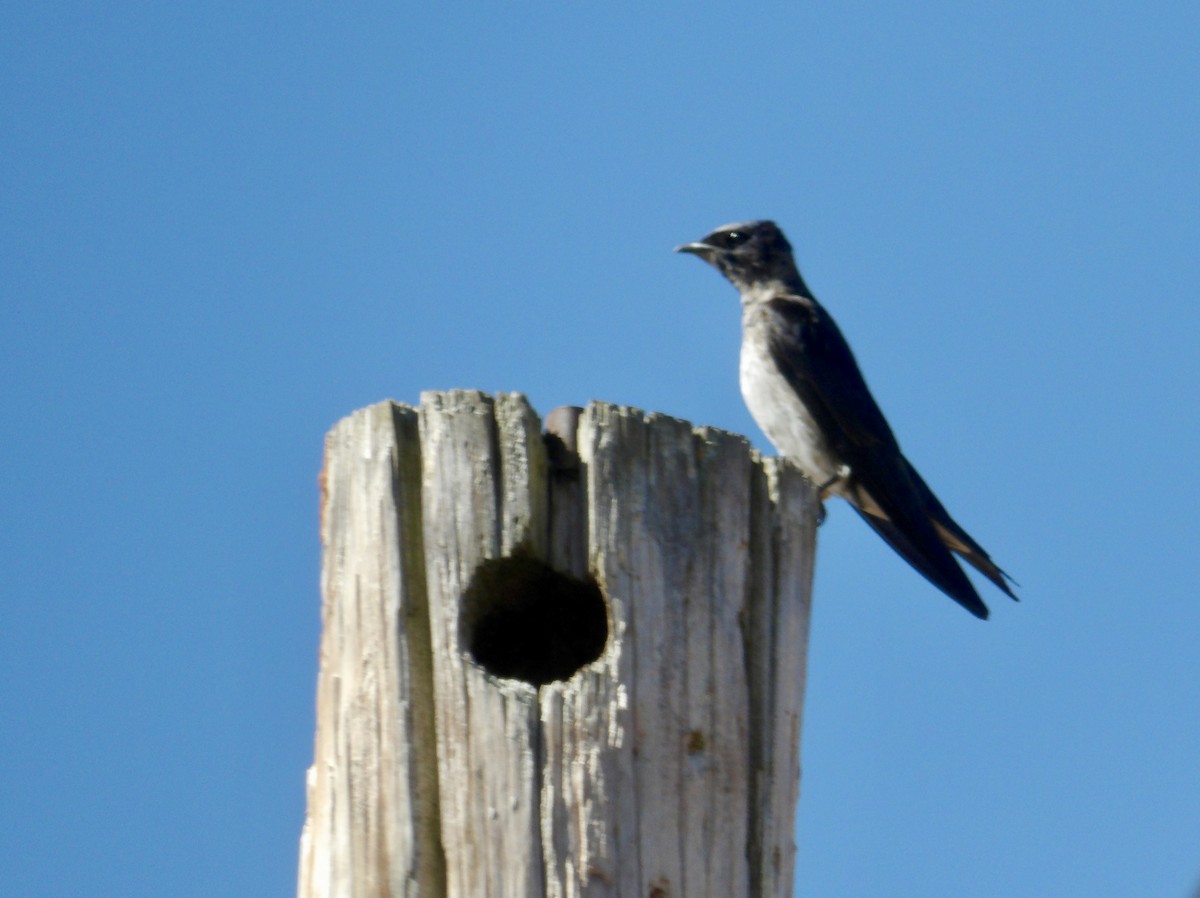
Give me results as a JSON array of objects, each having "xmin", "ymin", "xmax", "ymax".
[{"xmin": 461, "ymin": 553, "xmax": 608, "ymax": 686}]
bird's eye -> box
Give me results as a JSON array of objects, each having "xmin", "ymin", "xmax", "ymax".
[{"xmin": 724, "ymin": 230, "xmax": 749, "ymax": 247}]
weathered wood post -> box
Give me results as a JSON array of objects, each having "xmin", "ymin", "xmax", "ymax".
[{"xmin": 297, "ymin": 390, "xmax": 817, "ymax": 898}]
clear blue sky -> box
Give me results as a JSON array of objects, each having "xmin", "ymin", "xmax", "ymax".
[{"xmin": 3, "ymin": 3, "xmax": 1198, "ymax": 896}]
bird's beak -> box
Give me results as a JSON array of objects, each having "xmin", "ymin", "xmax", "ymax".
[{"xmin": 674, "ymin": 241, "xmax": 713, "ymax": 257}]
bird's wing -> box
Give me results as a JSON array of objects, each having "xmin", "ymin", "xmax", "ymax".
[
  {"xmin": 762, "ymin": 295, "xmax": 899, "ymax": 455},
  {"xmin": 763, "ymin": 295, "xmax": 991, "ymax": 617}
]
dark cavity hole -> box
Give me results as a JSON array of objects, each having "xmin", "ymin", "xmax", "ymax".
[{"xmin": 462, "ymin": 554, "xmax": 607, "ymax": 686}]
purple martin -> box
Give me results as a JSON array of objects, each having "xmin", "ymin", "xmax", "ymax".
[{"xmin": 676, "ymin": 220, "xmax": 1016, "ymax": 618}]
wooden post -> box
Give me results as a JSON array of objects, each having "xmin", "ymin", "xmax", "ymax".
[{"xmin": 297, "ymin": 390, "xmax": 817, "ymax": 898}]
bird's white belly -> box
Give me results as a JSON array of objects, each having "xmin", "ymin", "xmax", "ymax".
[{"xmin": 739, "ymin": 333, "xmax": 841, "ymax": 487}]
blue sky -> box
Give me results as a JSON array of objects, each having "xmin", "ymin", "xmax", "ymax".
[{"xmin": 3, "ymin": 3, "xmax": 1198, "ymax": 896}]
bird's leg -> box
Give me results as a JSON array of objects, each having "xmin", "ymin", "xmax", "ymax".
[
  {"xmin": 816, "ymin": 464, "xmax": 851, "ymax": 498},
  {"xmin": 814, "ymin": 465, "xmax": 850, "ymax": 527}
]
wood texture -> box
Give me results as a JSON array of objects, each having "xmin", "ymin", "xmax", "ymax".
[{"xmin": 298, "ymin": 392, "xmax": 816, "ymax": 898}]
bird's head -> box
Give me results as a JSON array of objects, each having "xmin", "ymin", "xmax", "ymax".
[{"xmin": 675, "ymin": 220, "xmax": 804, "ymax": 296}]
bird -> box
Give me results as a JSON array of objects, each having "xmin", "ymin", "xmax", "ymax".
[{"xmin": 675, "ymin": 220, "xmax": 1017, "ymax": 618}]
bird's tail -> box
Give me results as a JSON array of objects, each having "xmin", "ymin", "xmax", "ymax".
[
  {"xmin": 904, "ymin": 459, "xmax": 1019, "ymax": 601},
  {"xmin": 850, "ymin": 504, "xmax": 991, "ymax": 619}
]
